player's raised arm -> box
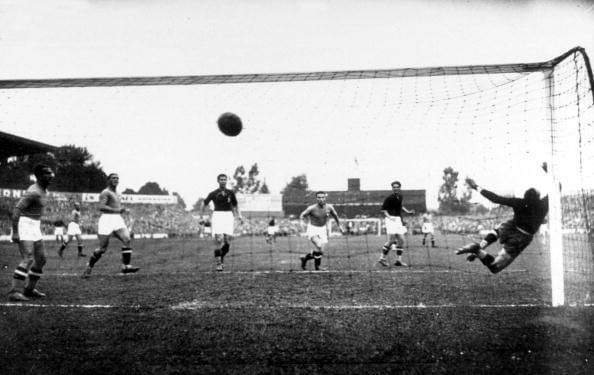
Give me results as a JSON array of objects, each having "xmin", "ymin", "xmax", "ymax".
[{"xmin": 465, "ymin": 177, "xmax": 516, "ymax": 207}]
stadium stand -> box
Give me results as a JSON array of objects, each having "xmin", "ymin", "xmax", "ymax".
[{"xmin": 0, "ymin": 130, "xmax": 57, "ymax": 159}]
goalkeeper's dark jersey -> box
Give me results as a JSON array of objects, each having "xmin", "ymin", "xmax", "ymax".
[{"xmin": 480, "ymin": 189, "xmax": 549, "ymax": 235}]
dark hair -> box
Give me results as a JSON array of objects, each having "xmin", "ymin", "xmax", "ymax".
[
  {"xmin": 107, "ymin": 173, "xmax": 118, "ymax": 179},
  {"xmin": 217, "ymin": 174, "xmax": 227, "ymax": 180},
  {"xmin": 391, "ymin": 181, "xmax": 401, "ymax": 188},
  {"xmin": 315, "ymin": 191, "xmax": 327, "ymax": 196},
  {"xmin": 524, "ymin": 188, "xmax": 540, "ymax": 201},
  {"xmin": 34, "ymin": 164, "xmax": 51, "ymax": 178}
]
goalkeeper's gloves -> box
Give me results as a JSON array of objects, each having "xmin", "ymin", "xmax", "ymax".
[{"xmin": 465, "ymin": 178, "xmax": 478, "ymax": 190}]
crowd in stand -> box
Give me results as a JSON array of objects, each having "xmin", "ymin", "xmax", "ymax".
[{"xmin": 1, "ymin": 194, "xmax": 592, "ymax": 238}]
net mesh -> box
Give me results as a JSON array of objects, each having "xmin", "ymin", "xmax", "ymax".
[{"xmin": 0, "ymin": 47, "xmax": 592, "ymax": 306}]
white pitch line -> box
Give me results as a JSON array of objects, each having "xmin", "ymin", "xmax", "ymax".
[
  {"xmin": 0, "ymin": 303, "xmax": 118, "ymax": 309},
  {"xmin": 49, "ymin": 269, "xmax": 492, "ymax": 277},
  {"xmin": 171, "ymin": 301, "xmax": 594, "ymax": 310},
  {"xmin": 1, "ymin": 301, "xmax": 591, "ymax": 310}
]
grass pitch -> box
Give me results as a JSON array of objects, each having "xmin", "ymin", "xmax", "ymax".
[{"xmin": 1, "ymin": 233, "xmax": 592, "ymax": 374}]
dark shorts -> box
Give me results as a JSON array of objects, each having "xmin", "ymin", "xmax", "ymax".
[{"xmin": 496, "ymin": 220, "xmax": 534, "ymax": 257}]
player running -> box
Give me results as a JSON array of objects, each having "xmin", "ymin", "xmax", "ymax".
[
  {"xmin": 265, "ymin": 216, "xmax": 278, "ymax": 244},
  {"xmin": 456, "ymin": 165, "xmax": 549, "ymax": 273},
  {"xmin": 378, "ymin": 181, "xmax": 415, "ymax": 267},
  {"xmin": 201, "ymin": 173, "xmax": 243, "ymax": 272},
  {"xmin": 421, "ymin": 212, "xmax": 436, "ymax": 248},
  {"xmin": 8, "ymin": 164, "xmax": 54, "ymax": 301},
  {"xmin": 58, "ymin": 201, "xmax": 86, "ymax": 258},
  {"xmin": 82, "ymin": 173, "xmax": 139, "ymax": 278},
  {"xmin": 299, "ymin": 191, "xmax": 343, "ymax": 271}
]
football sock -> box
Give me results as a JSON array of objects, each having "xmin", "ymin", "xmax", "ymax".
[
  {"xmin": 77, "ymin": 245, "xmax": 84, "ymax": 254},
  {"xmin": 25, "ymin": 267, "xmax": 42, "ymax": 291},
  {"xmin": 221, "ymin": 243, "xmax": 230, "ymax": 259},
  {"xmin": 314, "ymin": 257, "xmax": 322, "ymax": 269},
  {"xmin": 381, "ymin": 245, "xmax": 390, "ymax": 256},
  {"xmin": 11, "ymin": 266, "xmax": 28, "ymax": 291},
  {"xmin": 396, "ymin": 248, "xmax": 403, "ymax": 261},
  {"xmin": 88, "ymin": 250, "xmax": 102, "ymax": 268},
  {"xmin": 313, "ymin": 251, "xmax": 323, "ymax": 269},
  {"xmin": 480, "ymin": 231, "xmax": 498, "ymax": 248},
  {"xmin": 121, "ymin": 247, "xmax": 132, "ymax": 265}
]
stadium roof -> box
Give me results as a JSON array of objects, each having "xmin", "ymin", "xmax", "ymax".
[{"xmin": 0, "ymin": 131, "xmax": 58, "ymax": 159}]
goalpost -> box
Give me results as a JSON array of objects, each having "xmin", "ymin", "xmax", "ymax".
[{"xmin": 1, "ymin": 47, "xmax": 592, "ymax": 306}]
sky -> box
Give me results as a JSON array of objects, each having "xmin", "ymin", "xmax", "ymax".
[{"xmin": 0, "ymin": 0, "xmax": 593, "ymax": 209}]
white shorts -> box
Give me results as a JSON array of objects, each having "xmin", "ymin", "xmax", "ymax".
[
  {"xmin": 267, "ymin": 226, "xmax": 279, "ymax": 235},
  {"xmin": 211, "ymin": 211, "xmax": 234, "ymax": 235},
  {"xmin": 18, "ymin": 217, "xmax": 43, "ymax": 242},
  {"xmin": 54, "ymin": 227, "xmax": 64, "ymax": 236},
  {"xmin": 307, "ymin": 224, "xmax": 328, "ymax": 244},
  {"xmin": 422, "ymin": 223, "xmax": 434, "ymax": 234},
  {"xmin": 98, "ymin": 214, "xmax": 127, "ymax": 236},
  {"xmin": 385, "ymin": 216, "xmax": 407, "ymax": 235},
  {"xmin": 67, "ymin": 222, "xmax": 82, "ymax": 236}
]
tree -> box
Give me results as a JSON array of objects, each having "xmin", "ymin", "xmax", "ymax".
[
  {"xmin": 260, "ymin": 181, "xmax": 270, "ymax": 194},
  {"xmin": 281, "ymin": 174, "xmax": 309, "ymax": 194},
  {"xmin": 230, "ymin": 163, "xmax": 269, "ymax": 194},
  {"xmin": 437, "ymin": 166, "xmax": 472, "ymax": 214},
  {"xmin": 52, "ymin": 145, "xmax": 107, "ymax": 192},
  {"xmin": 122, "ymin": 188, "xmax": 136, "ymax": 195},
  {"xmin": 137, "ymin": 182, "xmax": 169, "ymax": 195},
  {"xmin": 0, "ymin": 145, "xmax": 107, "ymax": 192},
  {"xmin": 172, "ymin": 192, "xmax": 186, "ymax": 209}
]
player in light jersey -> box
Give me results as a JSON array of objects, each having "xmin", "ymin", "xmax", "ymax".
[
  {"xmin": 265, "ymin": 216, "xmax": 278, "ymax": 244},
  {"xmin": 8, "ymin": 164, "xmax": 54, "ymax": 301},
  {"xmin": 201, "ymin": 174, "xmax": 243, "ymax": 271},
  {"xmin": 299, "ymin": 191, "xmax": 343, "ymax": 271},
  {"xmin": 58, "ymin": 202, "xmax": 86, "ymax": 258},
  {"xmin": 378, "ymin": 181, "xmax": 415, "ymax": 267},
  {"xmin": 82, "ymin": 173, "xmax": 139, "ymax": 278},
  {"xmin": 54, "ymin": 220, "xmax": 65, "ymax": 245},
  {"xmin": 421, "ymin": 212, "xmax": 436, "ymax": 248}
]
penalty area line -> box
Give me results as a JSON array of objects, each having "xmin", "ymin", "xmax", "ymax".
[
  {"xmin": 49, "ymin": 269, "xmax": 474, "ymax": 277},
  {"xmin": 0, "ymin": 302, "xmax": 124, "ymax": 309},
  {"xmin": 171, "ymin": 301, "xmax": 593, "ymax": 310}
]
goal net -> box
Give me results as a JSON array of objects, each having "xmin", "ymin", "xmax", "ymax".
[{"xmin": 0, "ymin": 47, "xmax": 592, "ymax": 307}]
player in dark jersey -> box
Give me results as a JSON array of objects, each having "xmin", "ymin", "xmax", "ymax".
[
  {"xmin": 201, "ymin": 174, "xmax": 243, "ymax": 271},
  {"xmin": 456, "ymin": 167, "xmax": 549, "ymax": 273},
  {"xmin": 8, "ymin": 164, "xmax": 54, "ymax": 301},
  {"xmin": 378, "ymin": 181, "xmax": 414, "ymax": 267}
]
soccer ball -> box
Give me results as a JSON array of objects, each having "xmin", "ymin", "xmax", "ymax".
[{"xmin": 217, "ymin": 112, "xmax": 243, "ymax": 136}]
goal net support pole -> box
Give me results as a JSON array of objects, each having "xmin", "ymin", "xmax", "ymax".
[{"xmin": 546, "ymin": 69, "xmax": 565, "ymax": 307}]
